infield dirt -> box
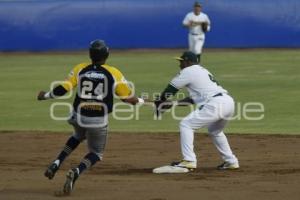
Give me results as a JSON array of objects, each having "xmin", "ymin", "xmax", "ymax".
[{"xmin": 0, "ymin": 131, "xmax": 299, "ymax": 200}]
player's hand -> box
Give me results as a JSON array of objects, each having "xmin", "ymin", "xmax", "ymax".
[
  {"xmin": 37, "ymin": 91, "xmax": 47, "ymax": 101},
  {"xmin": 161, "ymin": 101, "xmax": 174, "ymax": 111},
  {"xmin": 189, "ymin": 21, "xmax": 196, "ymax": 27},
  {"xmin": 154, "ymin": 100, "xmax": 174, "ymax": 117}
]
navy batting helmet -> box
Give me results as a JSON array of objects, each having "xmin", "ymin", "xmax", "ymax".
[{"xmin": 89, "ymin": 40, "xmax": 109, "ymax": 62}]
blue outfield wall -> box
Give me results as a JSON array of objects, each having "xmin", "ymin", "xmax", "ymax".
[{"xmin": 0, "ymin": 0, "xmax": 300, "ymax": 51}]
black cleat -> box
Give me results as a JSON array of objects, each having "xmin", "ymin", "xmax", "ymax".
[
  {"xmin": 63, "ymin": 168, "xmax": 79, "ymax": 195},
  {"xmin": 171, "ymin": 160, "xmax": 197, "ymax": 169},
  {"xmin": 44, "ymin": 162, "xmax": 59, "ymax": 180},
  {"xmin": 217, "ymin": 162, "xmax": 239, "ymax": 170}
]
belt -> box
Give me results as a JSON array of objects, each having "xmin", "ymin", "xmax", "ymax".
[
  {"xmin": 190, "ymin": 33, "xmax": 200, "ymax": 35},
  {"xmin": 199, "ymin": 93, "xmax": 223, "ymax": 110},
  {"xmin": 212, "ymin": 93, "xmax": 223, "ymax": 97}
]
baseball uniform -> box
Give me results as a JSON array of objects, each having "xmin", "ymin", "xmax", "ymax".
[
  {"xmin": 40, "ymin": 40, "xmax": 146, "ymax": 194},
  {"xmin": 170, "ymin": 64, "xmax": 238, "ymax": 165},
  {"xmin": 183, "ymin": 12, "xmax": 211, "ymax": 57},
  {"xmin": 62, "ymin": 63, "xmax": 132, "ymax": 158}
]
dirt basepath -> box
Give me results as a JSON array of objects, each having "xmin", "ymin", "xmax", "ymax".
[{"xmin": 0, "ymin": 131, "xmax": 299, "ymax": 200}]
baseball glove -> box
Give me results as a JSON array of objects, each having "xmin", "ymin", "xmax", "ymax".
[
  {"xmin": 201, "ymin": 22, "xmax": 208, "ymax": 32},
  {"xmin": 154, "ymin": 100, "xmax": 174, "ymax": 117}
]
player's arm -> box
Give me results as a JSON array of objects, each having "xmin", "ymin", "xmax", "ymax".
[
  {"xmin": 182, "ymin": 14, "xmax": 193, "ymax": 28},
  {"xmin": 37, "ymin": 63, "xmax": 83, "ymax": 101},
  {"xmin": 191, "ymin": 21, "xmax": 209, "ymax": 32},
  {"xmin": 155, "ymin": 71, "xmax": 190, "ymax": 116},
  {"xmin": 157, "ymin": 84, "xmax": 179, "ymax": 102},
  {"xmin": 176, "ymin": 97, "xmax": 194, "ymax": 106},
  {"xmin": 117, "ymin": 82, "xmax": 146, "ymax": 105},
  {"xmin": 122, "ymin": 96, "xmax": 145, "ymax": 105},
  {"xmin": 108, "ymin": 66, "xmax": 146, "ymax": 106},
  {"xmin": 155, "ymin": 86, "xmax": 193, "ymax": 112},
  {"xmin": 202, "ymin": 15, "xmax": 211, "ymax": 32},
  {"xmin": 154, "ymin": 84, "xmax": 179, "ymax": 116},
  {"xmin": 37, "ymin": 85, "xmax": 68, "ymax": 100},
  {"xmin": 156, "ymin": 69, "xmax": 190, "ymax": 104}
]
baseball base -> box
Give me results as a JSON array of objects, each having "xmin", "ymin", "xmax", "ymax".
[{"xmin": 152, "ymin": 165, "xmax": 191, "ymax": 174}]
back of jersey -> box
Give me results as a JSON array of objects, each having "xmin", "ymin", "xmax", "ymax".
[
  {"xmin": 189, "ymin": 65, "xmax": 228, "ymax": 104},
  {"xmin": 74, "ymin": 64, "xmax": 115, "ymax": 117},
  {"xmin": 170, "ymin": 65, "xmax": 227, "ymax": 105}
]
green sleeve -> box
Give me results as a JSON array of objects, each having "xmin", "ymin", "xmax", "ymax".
[{"xmin": 160, "ymin": 84, "xmax": 179, "ymax": 101}]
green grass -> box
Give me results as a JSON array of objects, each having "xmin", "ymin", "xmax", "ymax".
[{"xmin": 0, "ymin": 49, "xmax": 299, "ymax": 134}]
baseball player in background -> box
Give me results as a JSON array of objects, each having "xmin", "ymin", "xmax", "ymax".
[
  {"xmin": 183, "ymin": 2, "xmax": 211, "ymax": 63},
  {"xmin": 154, "ymin": 51, "xmax": 239, "ymax": 172},
  {"xmin": 37, "ymin": 40, "xmax": 145, "ymax": 195}
]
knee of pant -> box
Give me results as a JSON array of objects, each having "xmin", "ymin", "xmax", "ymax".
[
  {"xmin": 72, "ymin": 133, "xmax": 86, "ymax": 142},
  {"xmin": 208, "ymin": 129, "xmax": 222, "ymax": 137},
  {"xmin": 180, "ymin": 119, "xmax": 192, "ymax": 129},
  {"xmin": 88, "ymin": 147, "xmax": 103, "ymax": 160}
]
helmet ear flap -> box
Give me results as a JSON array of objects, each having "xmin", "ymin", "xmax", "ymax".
[{"xmin": 89, "ymin": 40, "xmax": 109, "ymax": 62}]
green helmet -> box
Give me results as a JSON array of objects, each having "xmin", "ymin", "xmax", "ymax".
[{"xmin": 89, "ymin": 39, "xmax": 109, "ymax": 62}]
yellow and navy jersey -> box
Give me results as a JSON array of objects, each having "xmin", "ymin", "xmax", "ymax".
[{"xmin": 61, "ymin": 62, "xmax": 132, "ymax": 117}]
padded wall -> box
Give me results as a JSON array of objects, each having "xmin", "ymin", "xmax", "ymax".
[{"xmin": 0, "ymin": 0, "xmax": 299, "ymax": 50}]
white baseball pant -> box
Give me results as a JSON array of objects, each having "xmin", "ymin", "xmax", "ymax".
[
  {"xmin": 179, "ymin": 94, "xmax": 238, "ymax": 164},
  {"xmin": 188, "ymin": 34, "xmax": 205, "ymax": 55}
]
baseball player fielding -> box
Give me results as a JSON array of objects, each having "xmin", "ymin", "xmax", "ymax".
[{"xmin": 153, "ymin": 51, "xmax": 239, "ymax": 173}]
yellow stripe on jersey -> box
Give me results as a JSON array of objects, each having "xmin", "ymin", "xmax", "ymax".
[
  {"xmin": 61, "ymin": 63, "xmax": 89, "ymax": 91},
  {"xmin": 102, "ymin": 64, "xmax": 132, "ymax": 98},
  {"xmin": 62, "ymin": 62, "xmax": 132, "ymax": 98}
]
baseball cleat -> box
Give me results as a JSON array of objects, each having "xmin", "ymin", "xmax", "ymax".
[
  {"xmin": 44, "ymin": 162, "xmax": 59, "ymax": 180},
  {"xmin": 63, "ymin": 168, "xmax": 79, "ymax": 195},
  {"xmin": 171, "ymin": 160, "xmax": 197, "ymax": 170},
  {"xmin": 217, "ymin": 162, "xmax": 239, "ymax": 170}
]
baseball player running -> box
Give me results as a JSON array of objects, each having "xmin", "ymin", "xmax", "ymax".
[
  {"xmin": 154, "ymin": 51, "xmax": 239, "ymax": 172},
  {"xmin": 183, "ymin": 2, "xmax": 211, "ymax": 63},
  {"xmin": 37, "ymin": 40, "xmax": 145, "ymax": 195}
]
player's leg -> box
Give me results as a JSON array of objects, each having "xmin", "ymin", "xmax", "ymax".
[
  {"xmin": 179, "ymin": 112, "xmax": 199, "ymax": 163},
  {"xmin": 174, "ymin": 105, "xmax": 217, "ymax": 169},
  {"xmin": 188, "ymin": 34, "xmax": 194, "ymax": 52},
  {"xmin": 207, "ymin": 95, "xmax": 239, "ymax": 169},
  {"xmin": 208, "ymin": 120, "xmax": 239, "ymax": 169},
  {"xmin": 77, "ymin": 125, "xmax": 107, "ymax": 174},
  {"xmin": 44, "ymin": 122, "xmax": 86, "ymax": 180},
  {"xmin": 189, "ymin": 34, "xmax": 199, "ymax": 54},
  {"xmin": 194, "ymin": 36, "xmax": 204, "ymax": 63},
  {"xmin": 63, "ymin": 125, "xmax": 108, "ymax": 194},
  {"xmin": 57, "ymin": 125, "xmax": 86, "ymax": 166}
]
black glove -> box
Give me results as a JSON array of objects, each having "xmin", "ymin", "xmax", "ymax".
[
  {"xmin": 154, "ymin": 100, "xmax": 173, "ymax": 117},
  {"xmin": 201, "ymin": 22, "xmax": 208, "ymax": 32},
  {"xmin": 37, "ymin": 91, "xmax": 47, "ymax": 100},
  {"xmin": 154, "ymin": 99, "xmax": 162, "ymax": 117}
]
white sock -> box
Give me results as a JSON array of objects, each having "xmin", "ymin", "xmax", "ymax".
[{"xmin": 54, "ymin": 159, "xmax": 60, "ymax": 167}]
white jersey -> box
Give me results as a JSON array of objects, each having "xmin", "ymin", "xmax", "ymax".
[
  {"xmin": 183, "ymin": 12, "xmax": 211, "ymax": 35},
  {"xmin": 170, "ymin": 65, "xmax": 227, "ymax": 105}
]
